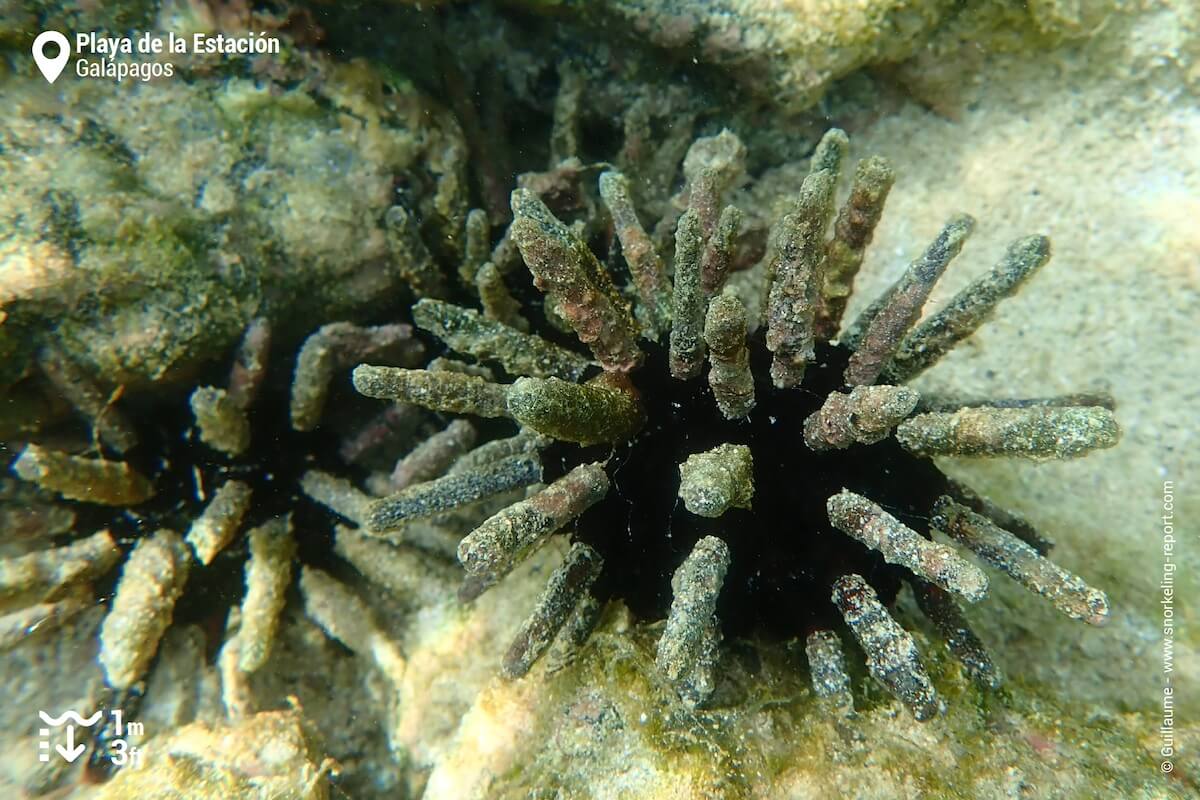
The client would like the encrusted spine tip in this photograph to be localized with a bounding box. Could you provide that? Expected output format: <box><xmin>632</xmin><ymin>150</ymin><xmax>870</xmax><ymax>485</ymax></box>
<box><xmin>832</xmin><ymin>573</ymin><xmax>940</xmax><ymax>721</ymax></box>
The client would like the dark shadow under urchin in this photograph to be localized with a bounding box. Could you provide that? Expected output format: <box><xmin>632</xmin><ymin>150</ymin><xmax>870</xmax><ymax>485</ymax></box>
<box><xmin>557</xmin><ymin>338</ymin><xmax>950</xmax><ymax>640</ymax></box>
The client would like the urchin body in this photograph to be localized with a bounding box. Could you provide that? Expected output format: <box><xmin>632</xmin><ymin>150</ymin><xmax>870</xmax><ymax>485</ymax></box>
<box><xmin>4</xmin><ymin>124</ymin><xmax>1121</xmax><ymax>739</ymax></box>
<box><xmin>349</xmin><ymin>127</ymin><xmax>1118</xmax><ymax>717</ymax></box>
<box><xmin>565</xmin><ymin>338</ymin><xmax>948</xmax><ymax>638</ymax></box>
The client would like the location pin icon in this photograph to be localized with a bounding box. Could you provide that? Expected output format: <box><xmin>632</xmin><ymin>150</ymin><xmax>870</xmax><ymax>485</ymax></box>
<box><xmin>32</xmin><ymin>31</ymin><xmax>70</xmax><ymax>84</ymax></box>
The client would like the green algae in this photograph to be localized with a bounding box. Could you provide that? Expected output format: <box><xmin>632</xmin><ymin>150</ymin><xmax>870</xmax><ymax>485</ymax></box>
<box><xmin>470</xmin><ymin>591</ymin><xmax>1179</xmax><ymax>799</ymax></box>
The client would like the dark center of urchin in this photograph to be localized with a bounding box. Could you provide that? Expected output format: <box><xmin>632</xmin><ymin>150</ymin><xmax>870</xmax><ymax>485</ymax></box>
<box><xmin>558</xmin><ymin>337</ymin><xmax>949</xmax><ymax>640</ymax></box>
<box><xmin>75</xmin><ymin>358</ymin><xmax>347</xmax><ymax>630</ymax></box>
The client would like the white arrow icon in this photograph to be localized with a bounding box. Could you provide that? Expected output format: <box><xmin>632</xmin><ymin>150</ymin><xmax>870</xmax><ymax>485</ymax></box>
<box><xmin>55</xmin><ymin>725</ymin><xmax>86</xmax><ymax>763</ymax></box>
<box><xmin>32</xmin><ymin>31</ymin><xmax>71</xmax><ymax>84</ymax></box>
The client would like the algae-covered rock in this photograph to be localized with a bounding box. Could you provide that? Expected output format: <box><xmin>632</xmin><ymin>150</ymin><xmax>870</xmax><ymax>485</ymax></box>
<box><xmin>499</xmin><ymin>0</ymin><xmax>1132</xmax><ymax>113</ymax></box>
<box><xmin>422</xmin><ymin>585</ymin><xmax>1190</xmax><ymax>799</ymax></box>
<box><xmin>0</xmin><ymin>9</ymin><xmax>466</xmax><ymax>399</ymax></box>
<box><xmin>87</xmin><ymin>708</ymin><xmax>332</xmax><ymax>800</ymax></box>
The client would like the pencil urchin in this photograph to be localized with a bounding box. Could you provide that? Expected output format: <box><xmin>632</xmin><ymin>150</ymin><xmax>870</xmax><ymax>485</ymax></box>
<box><xmin>343</xmin><ymin>128</ymin><xmax>1120</xmax><ymax>719</ymax></box>
<box><xmin>2</xmin><ymin>317</ymin><xmax>425</xmax><ymax>734</ymax></box>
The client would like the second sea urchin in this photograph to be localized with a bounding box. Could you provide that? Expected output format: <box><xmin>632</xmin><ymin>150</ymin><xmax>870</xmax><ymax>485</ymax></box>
<box><xmin>337</xmin><ymin>128</ymin><xmax>1120</xmax><ymax>718</ymax></box>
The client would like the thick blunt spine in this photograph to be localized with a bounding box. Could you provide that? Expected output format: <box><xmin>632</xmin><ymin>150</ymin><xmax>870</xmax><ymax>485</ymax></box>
<box><xmin>99</xmin><ymin>530</ymin><xmax>191</xmax><ymax>689</ymax></box>
<box><xmin>191</xmin><ymin>386</ymin><xmax>251</xmax><ymax>456</ymax></box>
<box><xmin>896</xmin><ymin>406</ymin><xmax>1120</xmax><ymax>459</ymax></box>
<box><xmin>669</xmin><ymin>208</ymin><xmax>707</xmax><ymax>379</ymax></box>
<box><xmin>805</xmin><ymin>629</ymin><xmax>856</xmax><ymax>721</ymax></box>
<box><xmin>458</xmin><ymin>462</ymin><xmax>609</xmax><ymax>577</ymax></box>
<box><xmin>510</xmin><ymin>189</ymin><xmax>642</xmax><ymax>371</ymax></box>
<box><xmin>932</xmin><ymin>497</ymin><xmax>1110</xmax><ymax>625</ymax></box>
<box><xmin>237</xmin><ymin>516</ymin><xmax>296</xmax><ymax>673</ymax></box>
<box><xmin>186</xmin><ymin>479</ymin><xmax>253</xmax><ymax>565</ymax></box>
<box><xmin>502</xmin><ymin>543</ymin><xmax>603</xmax><ymax>679</ymax></box>
<box><xmin>476</xmin><ymin>262</ymin><xmax>529</xmax><ymax>332</ymax></box>
<box><xmin>12</xmin><ymin>444</ymin><xmax>154</xmax><ymax>506</ymax></box>
<box><xmin>0</xmin><ymin>529</ymin><xmax>119</xmax><ymax>604</ymax></box>
<box><xmin>292</xmin><ymin>323</ymin><xmax>421</xmax><ymax>431</ymax></box>
<box><xmin>699</xmin><ymin>205</ymin><xmax>743</xmax><ymax>299</ymax></box>
<box><xmin>599</xmin><ymin>170</ymin><xmax>671</xmax><ymax>336</ymax></box>
<box><xmin>803</xmin><ymin>385</ymin><xmax>919</xmax><ymax>451</ymax></box>
<box><xmin>703</xmin><ymin>294</ymin><xmax>755</xmax><ymax>419</ymax></box>
<box><xmin>827</xmin><ymin>490</ymin><xmax>987</xmax><ymax>602</ymax></box>
<box><xmin>656</xmin><ymin>536</ymin><xmax>730</xmax><ymax>683</ymax></box>
<box><xmin>886</xmin><ymin>235</ymin><xmax>1051</xmax><ymax>382</ymax></box>
<box><xmin>506</xmin><ymin>375</ymin><xmax>645</xmax><ymax>445</ymax></box>
<box><xmin>843</xmin><ymin>214</ymin><xmax>975</xmax><ymax>386</ymax></box>
<box><xmin>353</xmin><ymin>365</ymin><xmax>512</xmax><ymax>419</ymax></box>
<box><xmin>677</xmin><ymin>444</ymin><xmax>754</xmax><ymax>518</ymax></box>
<box><xmin>832</xmin><ymin>573</ymin><xmax>939</xmax><ymax>721</ymax></box>
<box><xmin>765</xmin><ymin>170</ymin><xmax>837</xmax><ymax>387</ymax></box>
<box><xmin>365</xmin><ymin>455</ymin><xmax>542</xmax><ymax>533</ymax></box>
<box><xmin>816</xmin><ymin>156</ymin><xmax>895</xmax><ymax>339</ymax></box>
<box><xmin>412</xmin><ymin>299</ymin><xmax>590</xmax><ymax>381</ymax></box>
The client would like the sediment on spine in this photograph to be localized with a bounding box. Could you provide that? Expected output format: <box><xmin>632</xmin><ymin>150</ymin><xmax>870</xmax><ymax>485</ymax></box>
<box><xmin>506</xmin><ymin>375</ymin><xmax>645</xmax><ymax>445</ymax></box>
<box><xmin>815</xmin><ymin>156</ymin><xmax>894</xmax><ymax>340</ymax></box>
<box><xmin>227</xmin><ymin>317</ymin><xmax>271</xmax><ymax>410</ymax></box>
<box><xmin>827</xmin><ymin>490</ymin><xmax>987</xmax><ymax>602</ymax></box>
<box><xmin>365</xmin><ymin>455</ymin><xmax>542</xmax><ymax>533</ymax></box>
<box><xmin>0</xmin><ymin>529</ymin><xmax>119</xmax><ymax>606</ymax></box>
<box><xmin>476</xmin><ymin>262</ymin><xmax>529</xmax><ymax>332</ymax></box>
<box><xmin>832</xmin><ymin>573</ymin><xmax>939</xmax><ymax>721</ymax></box>
<box><xmin>235</xmin><ymin>516</ymin><xmax>295</xmax><ymax>673</ymax></box>
<box><xmin>805</xmin><ymin>629</ymin><xmax>856</xmax><ymax>720</ymax></box>
<box><xmin>669</xmin><ymin>208</ymin><xmax>707</xmax><ymax>379</ymax></box>
<box><xmin>699</xmin><ymin>204</ymin><xmax>742</xmax><ymax>300</ymax></box>
<box><xmin>599</xmin><ymin>170</ymin><xmax>671</xmax><ymax>336</ymax></box>
<box><xmin>911</xmin><ymin>578</ymin><xmax>1002</xmax><ymax>689</ymax></box>
<box><xmin>545</xmin><ymin>592</ymin><xmax>603</xmax><ymax>674</ymax></box>
<box><xmin>677</xmin><ymin>444</ymin><xmax>753</xmax><ymax>518</ymax></box>
<box><xmin>510</xmin><ymin>188</ymin><xmax>642</xmax><ymax>371</ymax></box>
<box><xmin>186</xmin><ymin>480</ymin><xmax>252</xmax><ymax>565</ymax></box>
<box><xmin>885</xmin><ymin>235</ymin><xmax>1051</xmax><ymax>382</ymax></box>
<box><xmin>460</xmin><ymin>208</ymin><xmax>491</xmax><ymax>288</ymax></box>
<box><xmin>843</xmin><ymin>214</ymin><xmax>975</xmax><ymax>386</ymax></box>
<box><xmin>932</xmin><ymin>497</ymin><xmax>1110</xmax><ymax>625</ymax></box>
<box><xmin>291</xmin><ymin>323</ymin><xmax>422</xmax><ymax>431</ymax></box>
<box><xmin>656</xmin><ymin>536</ymin><xmax>730</xmax><ymax>686</ymax></box>
<box><xmin>300</xmin><ymin>470</ymin><xmax>371</xmax><ymax>527</ymax></box>
<box><xmin>458</xmin><ymin>462</ymin><xmax>609</xmax><ymax>578</ymax></box>
<box><xmin>12</xmin><ymin>444</ymin><xmax>154</xmax><ymax>506</ymax></box>
<box><xmin>191</xmin><ymin>386</ymin><xmax>251</xmax><ymax>456</ymax></box>
<box><xmin>0</xmin><ymin>583</ymin><xmax>92</xmax><ymax>649</ymax></box>
<box><xmin>413</xmin><ymin>299</ymin><xmax>590</xmax><ymax>381</ymax></box>
<box><xmin>803</xmin><ymin>385</ymin><xmax>919</xmax><ymax>451</ymax></box>
<box><xmin>353</xmin><ymin>365</ymin><xmax>512</xmax><ymax>419</ymax></box>
<box><xmin>765</xmin><ymin>169</ymin><xmax>837</xmax><ymax>388</ymax></box>
<box><xmin>449</xmin><ymin>430</ymin><xmax>551</xmax><ymax>475</ymax></box>
<box><xmin>703</xmin><ymin>293</ymin><xmax>755</xmax><ymax>419</ymax></box>
<box><xmin>502</xmin><ymin>542</ymin><xmax>603</xmax><ymax>679</ymax></box>
<box><xmin>896</xmin><ymin>406</ymin><xmax>1120</xmax><ymax>459</ymax></box>
<box><xmin>389</xmin><ymin>419</ymin><xmax>477</xmax><ymax>492</ymax></box>
<box><xmin>99</xmin><ymin>529</ymin><xmax>191</xmax><ymax>689</ymax></box>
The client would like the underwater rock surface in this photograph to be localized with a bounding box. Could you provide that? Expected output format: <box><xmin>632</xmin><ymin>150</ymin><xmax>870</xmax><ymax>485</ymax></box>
<box><xmin>0</xmin><ymin>0</ymin><xmax>1196</xmax><ymax>799</ymax></box>
<box><xmin>1</xmin><ymin>5</ymin><xmax>465</xmax><ymax>417</ymax></box>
